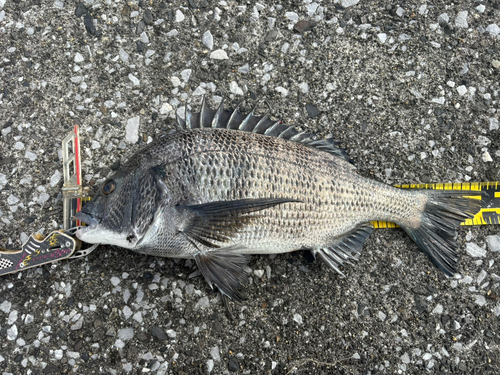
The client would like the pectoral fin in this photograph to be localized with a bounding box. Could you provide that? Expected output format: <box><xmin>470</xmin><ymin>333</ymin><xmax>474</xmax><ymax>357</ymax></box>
<box><xmin>194</xmin><ymin>249</ymin><xmax>249</xmax><ymax>302</ymax></box>
<box><xmin>177</xmin><ymin>198</ymin><xmax>300</xmax><ymax>248</ymax></box>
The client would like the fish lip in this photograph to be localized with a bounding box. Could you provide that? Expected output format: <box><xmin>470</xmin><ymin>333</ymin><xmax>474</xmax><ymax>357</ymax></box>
<box><xmin>74</xmin><ymin>211</ymin><xmax>99</xmax><ymax>229</ymax></box>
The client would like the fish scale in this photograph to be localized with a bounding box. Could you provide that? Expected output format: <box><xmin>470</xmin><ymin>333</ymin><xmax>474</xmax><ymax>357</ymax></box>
<box><xmin>75</xmin><ymin>99</ymin><xmax>483</xmax><ymax>303</ymax></box>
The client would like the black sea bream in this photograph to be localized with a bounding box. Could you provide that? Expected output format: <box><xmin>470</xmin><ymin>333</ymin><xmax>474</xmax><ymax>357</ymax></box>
<box><xmin>75</xmin><ymin>99</ymin><xmax>482</xmax><ymax>302</ymax></box>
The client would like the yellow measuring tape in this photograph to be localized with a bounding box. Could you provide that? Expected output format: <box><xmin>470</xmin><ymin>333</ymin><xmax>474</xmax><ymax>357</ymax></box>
<box><xmin>372</xmin><ymin>181</ymin><xmax>500</xmax><ymax>228</ymax></box>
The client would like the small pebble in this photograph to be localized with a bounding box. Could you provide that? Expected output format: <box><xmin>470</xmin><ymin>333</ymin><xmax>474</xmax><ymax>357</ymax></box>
<box><xmin>210</xmin><ymin>49</ymin><xmax>228</xmax><ymax>60</ymax></box>
<box><xmin>486</xmin><ymin>235</ymin><xmax>500</xmax><ymax>252</ymax></box>
<box><xmin>293</xmin><ymin>313</ymin><xmax>303</xmax><ymax>324</ymax></box>
<box><xmin>466</xmin><ymin>243</ymin><xmax>486</xmax><ymax>258</ymax></box>
<box><xmin>126</xmin><ymin>116</ymin><xmax>140</xmax><ymax>144</ymax></box>
<box><xmin>202</xmin><ymin>31</ymin><xmax>214</xmax><ymax>50</ymax></box>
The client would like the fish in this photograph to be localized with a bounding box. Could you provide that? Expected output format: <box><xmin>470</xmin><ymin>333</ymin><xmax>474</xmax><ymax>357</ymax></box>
<box><xmin>75</xmin><ymin>97</ymin><xmax>483</xmax><ymax>303</ymax></box>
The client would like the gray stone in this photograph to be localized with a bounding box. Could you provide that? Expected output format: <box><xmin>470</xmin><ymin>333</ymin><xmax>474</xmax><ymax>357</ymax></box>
<box><xmin>341</xmin><ymin>0</ymin><xmax>360</xmax><ymax>8</ymax></box>
<box><xmin>486</xmin><ymin>24</ymin><xmax>500</xmax><ymax>37</ymax></box>
<box><xmin>210</xmin><ymin>49</ymin><xmax>228</xmax><ymax>60</ymax></box>
<box><xmin>202</xmin><ymin>30</ymin><xmax>214</xmax><ymax>50</ymax></box>
<box><xmin>455</xmin><ymin>11</ymin><xmax>468</xmax><ymax>29</ymax></box>
<box><xmin>126</xmin><ymin>116</ymin><xmax>140</xmax><ymax>144</ymax></box>
<box><xmin>118</xmin><ymin>327</ymin><xmax>134</xmax><ymax>341</ymax></box>
<box><xmin>486</xmin><ymin>235</ymin><xmax>500</xmax><ymax>252</ymax></box>
<box><xmin>466</xmin><ymin>243</ymin><xmax>486</xmax><ymax>258</ymax></box>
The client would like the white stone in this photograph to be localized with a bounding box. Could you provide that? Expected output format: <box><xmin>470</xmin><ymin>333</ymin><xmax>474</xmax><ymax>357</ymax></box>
<box><xmin>118</xmin><ymin>327</ymin><xmax>134</xmax><ymax>341</ymax></box>
<box><xmin>175</xmin><ymin>10</ymin><xmax>184</xmax><ymax>22</ymax></box>
<box><xmin>0</xmin><ymin>301</ymin><xmax>11</xmax><ymax>314</ymax></box>
<box><xmin>284</xmin><ymin>12</ymin><xmax>298</xmax><ymax>22</ymax></box>
<box><xmin>341</xmin><ymin>0</ymin><xmax>360</xmax><ymax>8</ymax></box>
<box><xmin>253</xmin><ymin>269</ymin><xmax>264</xmax><ymax>278</ymax></box>
<box><xmin>181</xmin><ymin>69</ymin><xmax>192</xmax><ymax>82</ymax></box>
<box><xmin>160</xmin><ymin>102</ymin><xmax>173</xmax><ymax>115</ymax></box>
<box><xmin>275</xmin><ymin>86</ymin><xmax>289</xmax><ymax>96</ymax></box>
<box><xmin>293</xmin><ymin>313</ymin><xmax>303</xmax><ymax>324</ymax></box>
<box><xmin>126</xmin><ymin>116</ymin><xmax>140</xmax><ymax>144</ymax></box>
<box><xmin>432</xmin><ymin>304</ymin><xmax>443</xmax><ymax>314</ymax></box>
<box><xmin>401</xmin><ymin>352</ymin><xmax>410</xmax><ymax>364</ymax></box>
<box><xmin>122</xmin><ymin>306</ymin><xmax>133</xmax><ymax>320</ymax></box>
<box><xmin>166</xmin><ymin>329</ymin><xmax>176</xmax><ymax>338</ymax></box>
<box><xmin>110</xmin><ymin>277</ymin><xmax>120</xmax><ymax>286</ymax></box>
<box><xmin>230</xmin><ymin>81</ymin><xmax>243</xmax><ymax>95</ymax></box>
<box><xmin>455</xmin><ymin>11</ymin><xmax>468</xmax><ymax>28</ymax></box>
<box><xmin>7</xmin><ymin>325</ymin><xmax>18</xmax><ymax>340</ymax></box>
<box><xmin>128</xmin><ymin>73</ymin><xmax>140</xmax><ymax>86</ymax></box>
<box><xmin>36</xmin><ymin>192</ymin><xmax>50</xmax><ymax>204</ymax></box>
<box><xmin>482</xmin><ymin>151</ymin><xmax>493</xmax><ymax>162</ymax></box>
<box><xmin>202</xmin><ymin>30</ymin><xmax>214</xmax><ymax>50</ymax></box>
<box><xmin>133</xmin><ymin>311</ymin><xmax>142</xmax><ymax>323</ymax></box>
<box><xmin>486</xmin><ymin>24</ymin><xmax>500</xmax><ymax>37</ymax></box>
<box><xmin>299</xmin><ymin>82</ymin><xmax>310</xmax><ymax>93</ymax></box>
<box><xmin>396</xmin><ymin>7</ymin><xmax>404</xmax><ymax>17</ymax></box>
<box><xmin>475</xmin><ymin>295</ymin><xmax>487</xmax><ymax>306</ymax></box>
<box><xmin>378</xmin><ymin>311</ymin><xmax>387</xmax><ymax>321</ymax></box>
<box><xmin>211</xmin><ymin>346</ymin><xmax>220</xmax><ymax>361</ymax></box>
<box><xmin>466</xmin><ymin>243</ymin><xmax>486</xmax><ymax>258</ymax></box>
<box><xmin>438</xmin><ymin>13</ymin><xmax>449</xmax><ymax>24</ymax></box>
<box><xmin>54</xmin><ymin>349</ymin><xmax>63</xmax><ymax>360</ymax></box>
<box><xmin>8</xmin><ymin>310</ymin><xmax>17</xmax><ymax>325</ymax></box>
<box><xmin>53</xmin><ymin>0</ymin><xmax>64</xmax><ymax>10</ymax></box>
<box><xmin>457</xmin><ymin>85</ymin><xmax>467</xmax><ymax>96</ymax></box>
<box><xmin>91</xmin><ymin>140</ymin><xmax>100</xmax><ymax>149</ymax></box>
<box><xmin>377</xmin><ymin>33</ymin><xmax>387</xmax><ymax>43</ymax></box>
<box><xmin>195</xmin><ymin>296</ymin><xmax>210</xmax><ymax>309</ymax></box>
<box><xmin>486</xmin><ymin>235</ymin><xmax>500</xmax><ymax>252</ymax></box>
<box><xmin>476</xmin><ymin>5</ymin><xmax>485</xmax><ymax>13</ymax></box>
<box><xmin>25</xmin><ymin>151</ymin><xmax>37</xmax><ymax>161</ymax></box>
<box><xmin>14</xmin><ymin>141</ymin><xmax>24</xmax><ymax>150</ymax></box>
<box><xmin>489</xmin><ymin>118</ymin><xmax>499</xmax><ymax>131</ymax></box>
<box><xmin>210</xmin><ymin>49</ymin><xmax>228</xmax><ymax>60</ymax></box>
<box><xmin>74</xmin><ymin>53</ymin><xmax>84</xmax><ymax>63</ymax></box>
<box><xmin>170</xmin><ymin>76</ymin><xmax>181</xmax><ymax>87</ymax></box>
<box><xmin>8</xmin><ymin>195</ymin><xmax>20</xmax><ymax>205</ymax></box>
<box><xmin>119</xmin><ymin>49</ymin><xmax>129</xmax><ymax>62</ymax></box>
<box><xmin>207</xmin><ymin>359</ymin><xmax>214</xmax><ymax>373</ymax></box>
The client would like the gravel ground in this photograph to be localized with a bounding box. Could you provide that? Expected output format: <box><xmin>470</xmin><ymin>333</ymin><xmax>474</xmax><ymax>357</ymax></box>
<box><xmin>1</xmin><ymin>0</ymin><xmax>500</xmax><ymax>374</ymax></box>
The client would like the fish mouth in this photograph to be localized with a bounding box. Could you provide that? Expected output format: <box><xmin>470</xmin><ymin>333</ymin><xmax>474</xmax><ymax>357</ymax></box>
<box><xmin>74</xmin><ymin>211</ymin><xmax>99</xmax><ymax>229</ymax></box>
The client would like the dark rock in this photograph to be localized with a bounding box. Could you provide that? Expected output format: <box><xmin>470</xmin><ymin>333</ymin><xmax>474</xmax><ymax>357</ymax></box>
<box><xmin>84</xmin><ymin>13</ymin><xmax>97</xmax><ymax>36</ymax></box>
<box><xmin>151</xmin><ymin>326</ymin><xmax>168</xmax><ymax>341</ymax></box>
<box><xmin>144</xmin><ymin>10</ymin><xmax>154</xmax><ymax>25</ymax></box>
<box><xmin>264</xmin><ymin>29</ymin><xmax>278</xmax><ymax>42</ymax></box>
<box><xmin>228</xmin><ymin>357</ymin><xmax>239</xmax><ymax>372</ymax></box>
<box><xmin>306</xmin><ymin>103</ymin><xmax>321</xmax><ymax>118</ymax></box>
<box><xmin>294</xmin><ymin>20</ymin><xmax>318</xmax><ymax>34</ymax></box>
<box><xmin>43</xmin><ymin>364</ymin><xmax>60</xmax><ymax>373</ymax></box>
<box><xmin>137</xmin><ymin>40</ymin><xmax>146</xmax><ymax>53</ymax></box>
<box><xmin>136</xmin><ymin>19</ymin><xmax>146</xmax><ymax>35</ymax></box>
<box><xmin>75</xmin><ymin>3</ymin><xmax>88</xmax><ymax>18</ymax></box>
<box><xmin>137</xmin><ymin>332</ymin><xmax>148</xmax><ymax>342</ymax></box>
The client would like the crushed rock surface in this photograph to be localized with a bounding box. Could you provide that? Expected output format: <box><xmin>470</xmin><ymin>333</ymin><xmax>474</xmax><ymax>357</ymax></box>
<box><xmin>0</xmin><ymin>1</ymin><xmax>500</xmax><ymax>374</ymax></box>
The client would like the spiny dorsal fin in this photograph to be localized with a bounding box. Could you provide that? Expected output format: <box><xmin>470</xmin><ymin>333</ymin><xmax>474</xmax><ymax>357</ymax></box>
<box><xmin>175</xmin><ymin>97</ymin><xmax>350</xmax><ymax>162</ymax></box>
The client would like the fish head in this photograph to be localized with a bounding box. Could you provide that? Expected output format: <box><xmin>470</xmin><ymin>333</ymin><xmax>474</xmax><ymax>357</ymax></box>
<box><xmin>75</xmin><ymin>163</ymin><xmax>170</xmax><ymax>249</ymax></box>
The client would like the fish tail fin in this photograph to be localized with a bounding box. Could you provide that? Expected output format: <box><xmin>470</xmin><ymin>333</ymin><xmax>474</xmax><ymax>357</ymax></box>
<box><xmin>402</xmin><ymin>190</ymin><xmax>483</xmax><ymax>276</ymax></box>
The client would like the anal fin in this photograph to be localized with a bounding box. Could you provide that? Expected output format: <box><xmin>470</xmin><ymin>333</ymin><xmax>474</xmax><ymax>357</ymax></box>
<box><xmin>194</xmin><ymin>248</ymin><xmax>249</xmax><ymax>302</ymax></box>
<box><xmin>312</xmin><ymin>224</ymin><xmax>373</xmax><ymax>277</ymax></box>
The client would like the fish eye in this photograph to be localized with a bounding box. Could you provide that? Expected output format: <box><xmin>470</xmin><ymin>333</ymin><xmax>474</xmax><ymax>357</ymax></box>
<box><xmin>102</xmin><ymin>180</ymin><xmax>116</xmax><ymax>195</ymax></box>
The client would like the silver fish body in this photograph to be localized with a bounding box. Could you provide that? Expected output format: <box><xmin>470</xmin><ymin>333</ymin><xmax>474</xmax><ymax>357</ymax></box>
<box><xmin>76</xmin><ymin>100</ymin><xmax>482</xmax><ymax>301</ymax></box>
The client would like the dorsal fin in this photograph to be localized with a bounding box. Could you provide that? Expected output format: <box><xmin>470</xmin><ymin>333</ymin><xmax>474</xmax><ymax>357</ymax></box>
<box><xmin>175</xmin><ymin>97</ymin><xmax>350</xmax><ymax>161</ymax></box>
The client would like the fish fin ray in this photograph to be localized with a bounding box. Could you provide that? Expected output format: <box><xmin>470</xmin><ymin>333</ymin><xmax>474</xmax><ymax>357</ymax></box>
<box><xmin>312</xmin><ymin>224</ymin><xmax>373</xmax><ymax>276</ymax></box>
<box><xmin>177</xmin><ymin>198</ymin><xmax>301</xmax><ymax>248</ymax></box>
<box><xmin>173</xmin><ymin>98</ymin><xmax>351</xmax><ymax>161</ymax></box>
<box><xmin>403</xmin><ymin>190</ymin><xmax>484</xmax><ymax>276</ymax></box>
<box><xmin>195</xmin><ymin>249</ymin><xmax>249</xmax><ymax>302</ymax></box>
